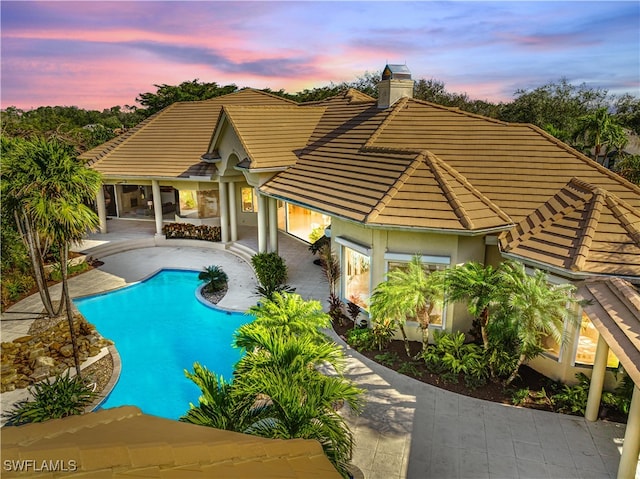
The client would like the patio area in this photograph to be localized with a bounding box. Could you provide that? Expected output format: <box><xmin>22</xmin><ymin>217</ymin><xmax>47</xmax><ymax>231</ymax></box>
<box><xmin>0</xmin><ymin>219</ymin><xmax>636</xmax><ymax>478</ymax></box>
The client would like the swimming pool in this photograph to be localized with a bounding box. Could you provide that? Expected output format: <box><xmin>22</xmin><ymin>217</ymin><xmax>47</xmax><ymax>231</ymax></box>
<box><xmin>74</xmin><ymin>269</ymin><xmax>250</xmax><ymax>420</ymax></box>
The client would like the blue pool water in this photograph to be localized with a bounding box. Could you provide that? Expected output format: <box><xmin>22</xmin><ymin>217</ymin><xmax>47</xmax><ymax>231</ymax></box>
<box><xmin>74</xmin><ymin>269</ymin><xmax>250</xmax><ymax>420</ymax></box>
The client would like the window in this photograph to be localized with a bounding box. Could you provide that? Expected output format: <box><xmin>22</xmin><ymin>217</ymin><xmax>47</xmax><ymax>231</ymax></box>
<box><xmin>344</xmin><ymin>247</ymin><xmax>370</xmax><ymax>310</ymax></box>
<box><xmin>386</xmin><ymin>255</ymin><xmax>449</xmax><ymax>328</ymax></box>
<box><xmin>241</xmin><ymin>187</ymin><xmax>257</xmax><ymax>213</ymax></box>
<box><xmin>574</xmin><ymin>312</ymin><xmax>619</xmax><ymax>368</ymax></box>
<box><xmin>282</xmin><ymin>203</ymin><xmax>331</xmax><ymax>242</ymax></box>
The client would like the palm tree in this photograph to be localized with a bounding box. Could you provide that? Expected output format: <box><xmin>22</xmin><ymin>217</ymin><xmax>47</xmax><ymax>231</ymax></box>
<box><xmin>574</xmin><ymin>107</ymin><xmax>627</xmax><ymax>164</ymax></box>
<box><xmin>183</xmin><ymin>326</ymin><xmax>363</xmax><ymax>478</ymax></box>
<box><xmin>369</xmin><ymin>255</ymin><xmax>444</xmax><ymax>355</ymax></box>
<box><xmin>2</xmin><ymin>136</ymin><xmax>101</xmax><ymax>375</ymax></box>
<box><xmin>198</xmin><ymin>265</ymin><xmax>228</xmax><ymax>293</ymax></box>
<box><xmin>246</xmin><ymin>292</ymin><xmax>331</xmax><ymax>343</ymax></box>
<box><xmin>498</xmin><ymin>262</ymin><xmax>579</xmax><ymax>385</ymax></box>
<box><xmin>444</xmin><ymin>262</ymin><xmax>502</xmax><ymax>351</ymax></box>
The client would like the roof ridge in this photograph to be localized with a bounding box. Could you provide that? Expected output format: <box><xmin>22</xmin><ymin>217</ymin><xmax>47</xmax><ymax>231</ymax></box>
<box><xmin>500</xmin><ymin>179</ymin><xmax>587</xmax><ymax>252</ymax></box>
<box><xmin>365</xmin><ymin>152</ymin><xmax>423</xmax><ymax>223</ymax></box>
<box><xmin>426</xmin><ymin>151</ymin><xmax>513</xmax><ymax>224</ymax></box>
<box><xmin>235</xmin><ymin>87</ymin><xmax>299</xmax><ymax>105</ymax></box>
<box><xmin>404</xmin><ymin>97</ymin><xmax>510</xmax><ymax>126</ymax></box>
<box><xmin>605</xmin><ymin>194</ymin><xmax>640</xmax><ymax>246</ymax></box>
<box><xmin>364</xmin><ymin>97</ymin><xmax>409</xmax><ymax>148</ymax></box>
<box><xmin>81</xmin><ymin>109</ymin><xmax>165</xmax><ymax>167</ymax></box>
<box><xmin>571</xmin><ymin>189</ymin><xmax>605</xmax><ymax>271</ymax></box>
<box><xmin>423</xmin><ymin>152</ymin><xmax>474</xmax><ymax>229</ymax></box>
<box><xmin>220</xmin><ymin>105</ymin><xmax>255</xmax><ymax>164</ymax></box>
<box><xmin>525</xmin><ymin>124</ymin><xmax>640</xmax><ymax>195</ymax></box>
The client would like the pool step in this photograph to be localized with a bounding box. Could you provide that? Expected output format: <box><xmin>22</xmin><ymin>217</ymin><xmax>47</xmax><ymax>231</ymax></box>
<box><xmin>80</xmin><ymin>238</ymin><xmax>157</xmax><ymax>261</ymax></box>
<box><xmin>227</xmin><ymin>242</ymin><xmax>256</xmax><ymax>265</ymax></box>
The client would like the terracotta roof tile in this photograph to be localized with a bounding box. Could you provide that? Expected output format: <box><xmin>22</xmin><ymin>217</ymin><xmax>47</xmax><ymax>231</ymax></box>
<box><xmin>219</xmin><ymin>105</ymin><xmax>326</xmax><ymax>169</ymax></box>
<box><xmin>0</xmin><ymin>407</ymin><xmax>341</xmax><ymax>478</ymax></box>
<box><xmin>82</xmin><ymin>89</ymin><xmax>293</xmax><ymax>178</ymax></box>
<box><xmin>500</xmin><ymin>178</ymin><xmax>640</xmax><ymax>276</ymax></box>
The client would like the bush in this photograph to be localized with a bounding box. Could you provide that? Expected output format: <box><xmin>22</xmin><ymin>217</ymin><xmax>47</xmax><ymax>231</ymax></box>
<box><xmin>4</xmin><ymin>372</ymin><xmax>98</xmax><ymax>425</ymax></box>
<box><xmin>374</xmin><ymin>351</ymin><xmax>399</xmax><ymax>367</ymax></box>
<box><xmin>1</xmin><ymin>272</ymin><xmax>35</xmax><ymax>307</ymax></box>
<box><xmin>48</xmin><ymin>261</ymin><xmax>89</xmax><ymax>281</ymax></box>
<box><xmin>346</xmin><ymin>328</ymin><xmax>375</xmax><ymax>351</ymax></box>
<box><xmin>551</xmin><ymin>373</ymin><xmax>590</xmax><ymax>415</ymax></box>
<box><xmin>198</xmin><ymin>265</ymin><xmax>228</xmax><ymax>293</ymax></box>
<box><xmin>251</xmin><ymin>252</ymin><xmax>294</xmax><ymax>299</ymax></box>
<box><xmin>422</xmin><ymin>331</ymin><xmax>489</xmax><ymax>388</ymax></box>
<box><xmin>371</xmin><ymin>318</ymin><xmax>396</xmax><ymax>351</ymax></box>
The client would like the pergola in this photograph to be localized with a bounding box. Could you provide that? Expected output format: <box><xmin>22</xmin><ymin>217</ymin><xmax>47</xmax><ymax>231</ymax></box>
<box><xmin>579</xmin><ymin>277</ymin><xmax>640</xmax><ymax>479</ymax></box>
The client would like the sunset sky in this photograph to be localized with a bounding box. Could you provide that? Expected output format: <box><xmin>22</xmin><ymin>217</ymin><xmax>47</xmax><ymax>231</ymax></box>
<box><xmin>1</xmin><ymin>1</ymin><xmax>639</xmax><ymax>111</ymax></box>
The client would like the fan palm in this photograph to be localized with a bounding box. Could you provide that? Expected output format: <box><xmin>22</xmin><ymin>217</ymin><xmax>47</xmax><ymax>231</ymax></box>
<box><xmin>369</xmin><ymin>256</ymin><xmax>444</xmax><ymax>355</ymax></box>
<box><xmin>498</xmin><ymin>262</ymin><xmax>579</xmax><ymax>385</ymax></box>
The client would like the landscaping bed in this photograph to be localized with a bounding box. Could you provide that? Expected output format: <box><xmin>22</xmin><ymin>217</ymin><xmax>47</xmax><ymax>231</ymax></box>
<box><xmin>332</xmin><ymin>319</ymin><xmax>629</xmax><ymax>423</ymax></box>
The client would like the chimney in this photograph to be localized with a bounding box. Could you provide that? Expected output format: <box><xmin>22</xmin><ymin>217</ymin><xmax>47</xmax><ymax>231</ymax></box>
<box><xmin>377</xmin><ymin>64</ymin><xmax>414</xmax><ymax>109</ymax></box>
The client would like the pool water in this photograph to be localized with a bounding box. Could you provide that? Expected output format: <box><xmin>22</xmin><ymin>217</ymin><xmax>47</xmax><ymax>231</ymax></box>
<box><xmin>74</xmin><ymin>269</ymin><xmax>250</xmax><ymax>420</ymax></box>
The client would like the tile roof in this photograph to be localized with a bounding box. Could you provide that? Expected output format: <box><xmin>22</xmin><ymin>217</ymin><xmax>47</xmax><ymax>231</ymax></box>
<box><xmin>80</xmin><ymin>89</ymin><xmax>294</xmax><ymax>178</ymax></box>
<box><xmin>365</xmin><ymin>97</ymin><xmax>640</xmax><ymax>222</ymax></box>
<box><xmin>499</xmin><ymin>177</ymin><xmax>640</xmax><ymax>277</ymax></box>
<box><xmin>1</xmin><ymin>406</ymin><xmax>341</xmax><ymax>478</ymax></box>
<box><xmin>217</xmin><ymin>105</ymin><xmax>326</xmax><ymax>169</ymax></box>
<box><xmin>578</xmin><ymin>278</ymin><xmax>640</xmax><ymax>386</ymax></box>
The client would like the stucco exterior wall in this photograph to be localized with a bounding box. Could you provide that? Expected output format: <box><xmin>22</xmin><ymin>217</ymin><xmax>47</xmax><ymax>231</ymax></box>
<box><xmin>330</xmin><ymin>219</ymin><xmax>490</xmax><ymax>340</ymax></box>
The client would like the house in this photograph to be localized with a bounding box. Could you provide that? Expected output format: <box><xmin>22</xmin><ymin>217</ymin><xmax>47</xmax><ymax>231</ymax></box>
<box><xmin>81</xmin><ymin>64</ymin><xmax>640</xmax><ymax>476</ymax></box>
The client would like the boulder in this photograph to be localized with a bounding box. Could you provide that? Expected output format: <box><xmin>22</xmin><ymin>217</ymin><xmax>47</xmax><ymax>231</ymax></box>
<box><xmin>59</xmin><ymin>344</ymin><xmax>74</xmax><ymax>358</ymax></box>
<box><xmin>30</xmin><ymin>366</ymin><xmax>50</xmax><ymax>382</ymax></box>
<box><xmin>32</xmin><ymin>356</ymin><xmax>56</xmax><ymax>369</ymax></box>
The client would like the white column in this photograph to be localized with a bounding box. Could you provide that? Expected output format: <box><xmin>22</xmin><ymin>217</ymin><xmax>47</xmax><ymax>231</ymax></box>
<box><xmin>257</xmin><ymin>191</ymin><xmax>267</xmax><ymax>253</ymax></box>
<box><xmin>617</xmin><ymin>385</ymin><xmax>640</xmax><ymax>479</ymax></box>
<box><xmin>229</xmin><ymin>181</ymin><xmax>238</xmax><ymax>242</ymax></box>
<box><xmin>96</xmin><ymin>186</ymin><xmax>108</xmax><ymax>234</ymax></box>
<box><xmin>151</xmin><ymin>180</ymin><xmax>163</xmax><ymax>236</ymax></box>
<box><xmin>268</xmin><ymin>197</ymin><xmax>278</xmax><ymax>253</ymax></box>
<box><xmin>219</xmin><ymin>181</ymin><xmax>229</xmax><ymax>243</ymax></box>
<box><xmin>586</xmin><ymin>334</ymin><xmax>609</xmax><ymax>421</ymax></box>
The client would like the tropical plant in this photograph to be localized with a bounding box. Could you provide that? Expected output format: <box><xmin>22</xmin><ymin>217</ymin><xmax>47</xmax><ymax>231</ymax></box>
<box><xmin>345</xmin><ymin>328</ymin><xmax>375</xmax><ymax>351</ymax></box>
<box><xmin>370</xmin><ymin>256</ymin><xmax>444</xmax><ymax>355</ymax></box>
<box><xmin>497</xmin><ymin>262</ymin><xmax>580</xmax><ymax>385</ymax></box>
<box><xmin>243</xmin><ymin>293</ymin><xmax>330</xmax><ymax>346</ymax></box>
<box><xmin>397</xmin><ymin>361</ymin><xmax>423</xmax><ymax>378</ymax></box>
<box><xmin>4</xmin><ymin>371</ymin><xmax>98</xmax><ymax>425</ymax></box>
<box><xmin>198</xmin><ymin>265</ymin><xmax>228</xmax><ymax>293</ymax></box>
<box><xmin>180</xmin><ymin>364</ymin><xmax>244</xmax><ymax>430</ymax></box>
<box><xmin>2</xmin><ymin>136</ymin><xmax>101</xmax><ymax>376</ymax></box>
<box><xmin>444</xmin><ymin>262</ymin><xmax>502</xmax><ymax>352</ymax></box>
<box><xmin>183</xmin><ymin>321</ymin><xmax>363</xmax><ymax>477</ymax></box>
<box><xmin>551</xmin><ymin>373</ymin><xmax>591</xmax><ymax>415</ymax></box>
<box><xmin>250</xmin><ymin>252</ymin><xmax>294</xmax><ymax>299</ymax></box>
<box><xmin>614</xmin><ymin>154</ymin><xmax>640</xmax><ymax>185</ymax></box>
<box><xmin>374</xmin><ymin>351</ymin><xmax>399</xmax><ymax>368</ymax></box>
<box><xmin>574</xmin><ymin>107</ymin><xmax>627</xmax><ymax>163</ymax></box>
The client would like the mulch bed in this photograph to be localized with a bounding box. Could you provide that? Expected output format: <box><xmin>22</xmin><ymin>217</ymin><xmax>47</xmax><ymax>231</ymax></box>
<box><xmin>332</xmin><ymin>319</ymin><xmax>627</xmax><ymax>423</ymax></box>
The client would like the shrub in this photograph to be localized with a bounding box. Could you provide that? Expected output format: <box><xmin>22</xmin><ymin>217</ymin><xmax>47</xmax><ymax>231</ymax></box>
<box><xmin>1</xmin><ymin>272</ymin><xmax>35</xmax><ymax>307</ymax></box>
<box><xmin>421</xmin><ymin>331</ymin><xmax>489</xmax><ymax>388</ymax></box>
<box><xmin>371</xmin><ymin>317</ymin><xmax>396</xmax><ymax>351</ymax></box>
<box><xmin>551</xmin><ymin>373</ymin><xmax>590</xmax><ymax>415</ymax></box>
<box><xmin>346</xmin><ymin>328</ymin><xmax>375</xmax><ymax>351</ymax></box>
<box><xmin>48</xmin><ymin>261</ymin><xmax>89</xmax><ymax>281</ymax></box>
<box><xmin>374</xmin><ymin>351</ymin><xmax>399</xmax><ymax>367</ymax></box>
<box><xmin>251</xmin><ymin>252</ymin><xmax>294</xmax><ymax>299</ymax></box>
<box><xmin>198</xmin><ymin>265</ymin><xmax>228</xmax><ymax>293</ymax></box>
<box><xmin>4</xmin><ymin>372</ymin><xmax>98</xmax><ymax>425</ymax></box>
<box><xmin>398</xmin><ymin>361</ymin><xmax>423</xmax><ymax>378</ymax></box>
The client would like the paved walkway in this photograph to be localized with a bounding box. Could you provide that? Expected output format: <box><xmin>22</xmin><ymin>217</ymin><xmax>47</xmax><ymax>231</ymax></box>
<box><xmin>1</xmin><ymin>219</ymin><xmax>637</xmax><ymax>478</ymax></box>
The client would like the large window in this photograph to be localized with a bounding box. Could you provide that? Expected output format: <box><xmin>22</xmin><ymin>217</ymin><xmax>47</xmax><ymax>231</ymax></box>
<box><xmin>344</xmin><ymin>247</ymin><xmax>370</xmax><ymax>310</ymax></box>
<box><xmin>178</xmin><ymin>190</ymin><xmax>219</xmax><ymax>219</ymax></box>
<box><xmin>386</xmin><ymin>254</ymin><xmax>449</xmax><ymax>328</ymax></box>
<box><xmin>277</xmin><ymin>201</ymin><xmax>331</xmax><ymax>243</ymax></box>
<box><xmin>574</xmin><ymin>312</ymin><xmax>619</xmax><ymax>368</ymax></box>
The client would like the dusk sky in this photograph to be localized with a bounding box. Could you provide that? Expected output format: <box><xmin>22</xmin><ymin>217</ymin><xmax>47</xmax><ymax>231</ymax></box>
<box><xmin>1</xmin><ymin>1</ymin><xmax>639</xmax><ymax>111</ymax></box>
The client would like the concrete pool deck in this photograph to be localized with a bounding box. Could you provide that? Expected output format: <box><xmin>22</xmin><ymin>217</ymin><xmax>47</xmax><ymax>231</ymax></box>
<box><xmin>1</xmin><ymin>220</ymin><xmax>637</xmax><ymax>478</ymax></box>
